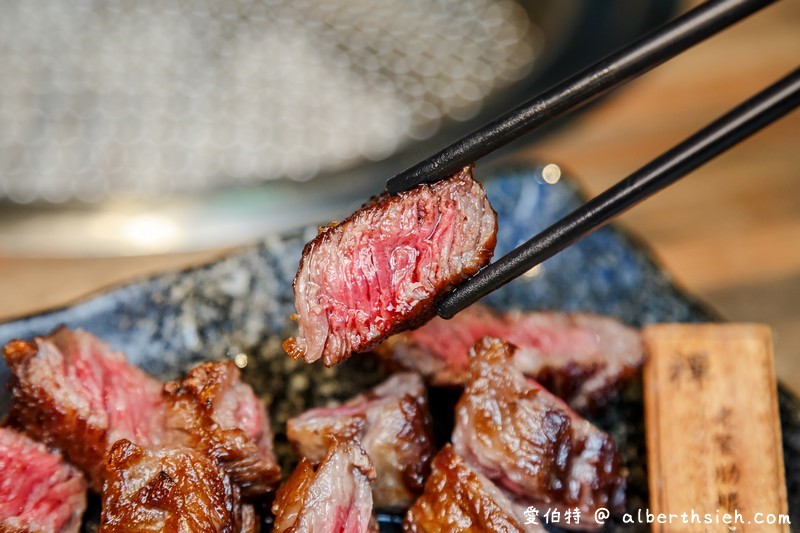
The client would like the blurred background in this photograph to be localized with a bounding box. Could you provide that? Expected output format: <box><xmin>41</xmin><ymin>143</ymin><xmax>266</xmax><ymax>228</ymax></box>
<box><xmin>0</xmin><ymin>1</ymin><xmax>798</xmax><ymax>390</ymax></box>
<box><xmin>0</xmin><ymin>0</ymin><xmax>679</xmax><ymax>253</ymax></box>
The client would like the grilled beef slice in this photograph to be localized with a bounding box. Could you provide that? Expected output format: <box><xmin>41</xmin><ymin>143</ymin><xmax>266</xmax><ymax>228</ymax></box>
<box><xmin>163</xmin><ymin>360</ymin><xmax>281</xmax><ymax>498</ymax></box>
<box><xmin>377</xmin><ymin>304</ymin><xmax>643</xmax><ymax>412</ymax></box>
<box><xmin>2</xmin><ymin>328</ymin><xmax>165</xmax><ymax>490</ymax></box>
<box><xmin>3</xmin><ymin>329</ymin><xmax>280</xmax><ymax>501</ymax></box>
<box><xmin>404</xmin><ymin>445</ymin><xmax>540</xmax><ymax>533</ymax></box>
<box><xmin>99</xmin><ymin>439</ymin><xmax>249</xmax><ymax>533</ymax></box>
<box><xmin>284</xmin><ymin>167</ymin><xmax>497</xmax><ymax>367</ymax></box>
<box><xmin>452</xmin><ymin>337</ymin><xmax>626</xmax><ymax>527</ymax></box>
<box><xmin>272</xmin><ymin>438</ymin><xmax>377</xmax><ymax>533</ymax></box>
<box><xmin>0</xmin><ymin>427</ymin><xmax>87</xmax><ymax>533</ymax></box>
<box><xmin>287</xmin><ymin>372</ymin><xmax>434</xmax><ymax>507</ymax></box>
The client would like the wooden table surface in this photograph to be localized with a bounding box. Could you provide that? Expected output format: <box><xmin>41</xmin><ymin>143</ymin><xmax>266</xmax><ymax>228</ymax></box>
<box><xmin>0</xmin><ymin>1</ymin><xmax>798</xmax><ymax>392</ymax></box>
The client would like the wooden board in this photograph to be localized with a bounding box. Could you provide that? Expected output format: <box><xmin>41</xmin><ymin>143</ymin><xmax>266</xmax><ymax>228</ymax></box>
<box><xmin>644</xmin><ymin>324</ymin><xmax>789</xmax><ymax>532</ymax></box>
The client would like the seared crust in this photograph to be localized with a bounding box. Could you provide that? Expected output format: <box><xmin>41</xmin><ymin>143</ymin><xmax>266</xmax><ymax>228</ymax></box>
<box><xmin>163</xmin><ymin>361</ymin><xmax>281</xmax><ymax>498</ymax></box>
<box><xmin>404</xmin><ymin>445</ymin><xmax>532</xmax><ymax>532</ymax></box>
<box><xmin>100</xmin><ymin>440</ymin><xmax>242</xmax><ymax>533</ymax></box>
<box><xmin>4</xmin><ymin>338</ymin><xmax>105</xmax><ymax>488</ymax></box>
<box><xmin>4</xmin><ymin>332</ymin><xmax>280</xmax><ymax>501</ymax></box>
<box><xmin>453</xmin><ymin>338</ymin><xmax>572</xmax><ymax>500</ymax></box>
<box><xmin>392</xmin><ymin>395</ymin><xmax>435</xmax><ymax>495</ymax></box>
<box><xmin>271</xmin><ymin>459</ymin><xmax>316</xmax><ymax>532</ymax></box>
<box><xmin>3</xmin><ymin>330</ymin><xmax>164</xmax><ymax>491</ymax></box>
<box><xmin>284</xmin><ymin>166</ymin><xmax>497</xmax><ymax>366</ymax></box>
<box><xmin>452</xmin><ymin>337</ymin><xmax>626</xmax><ymax>521</ymax></box>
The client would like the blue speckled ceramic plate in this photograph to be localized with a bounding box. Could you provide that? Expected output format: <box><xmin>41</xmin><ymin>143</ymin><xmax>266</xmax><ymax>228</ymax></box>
<box><xmin>1</xmin><ymin>165</ymin><xmax>797</xmax><ymax>531</ymax></box>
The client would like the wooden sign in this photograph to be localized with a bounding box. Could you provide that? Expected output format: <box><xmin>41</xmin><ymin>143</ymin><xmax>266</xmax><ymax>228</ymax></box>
<box><xmin>644</xmin><ymin>324</ymin><xmax>789</xmax><ymax>532</ymax></box>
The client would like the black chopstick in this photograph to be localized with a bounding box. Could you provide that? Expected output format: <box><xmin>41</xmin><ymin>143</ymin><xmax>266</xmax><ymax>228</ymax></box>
<box><xmin>386</xmin><ymin>0</ymin><xmax>779</xmax><ymax>195</ymax></box>
<box><xmin>435</xmin><ymin>67</ymin><xmax>800</xmax><ymax>319</ymax></box>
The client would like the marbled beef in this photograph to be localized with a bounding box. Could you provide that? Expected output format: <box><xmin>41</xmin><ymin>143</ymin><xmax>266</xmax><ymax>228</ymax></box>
<box><xmin>3</xmin><ymin>328</ymin><xmax>165</xmax><ymax>490</ymax></box>
<box><xmin>378</xmin><ymin>305</ymin><xmax>643</xmax><ymax>412</ymax></box>
<box><xmin>0</xmin><ymin>427</ymin><xmax>87</xmax><ymax>533</ymax></box>
<box><xmin>284</xmin><ymin>167</ymin><xmax>497</xmax><ymax>367</ymax></box>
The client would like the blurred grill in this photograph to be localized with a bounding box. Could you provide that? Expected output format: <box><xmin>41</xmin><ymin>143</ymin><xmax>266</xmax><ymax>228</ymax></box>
<box><xmin>0</xmin><ymin>0</ymin><xmax>541</xmax><ymax>203</ymax></box>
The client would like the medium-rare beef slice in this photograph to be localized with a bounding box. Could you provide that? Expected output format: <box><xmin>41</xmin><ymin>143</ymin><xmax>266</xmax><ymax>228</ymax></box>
<box><xmin>99</xmin><ymin>439</ymin><xmax>246</xmax><ymax>533</ymax></box>
<box><xmin>287</xmin><ymin>372</ymin><xmax>434</xmax><ymax>507</ymax></box>
<box><xmin>163</xmin><ymin>360</ymin><xmax>281</xmax><ymax>498</ymax></box>
<box><xmin>377</xmin><ymin>304</ymin><xmax>643</xmax><ymax>412</ymax></box>
<box><xmin>452</xmin><ymin>337</ymin><xmax>626</xmax><ymax>525</ymax></box>
<box><xmin>2</xmin><ymin>328</ymin><xmax>165</xmax><ymax>490</ymax></box>
<box><xmin>284</xmin><ymin>167</ymin><xmax>497</xmax><ymax>367</ymax></box>
<box><xmin>0</xmin><ymin>427</ymin><xmax>87</xmax><ymax>533</ymax></box>
<box><xmin>4</xmin><ymin>327</ymin><xmax>280</xmax><ymax>499</ymax></box>
<box><xmin>403</xmin><ymin>444</ymin><xmax>540</xmax><ymax>533</ymax></box>
<box><xmin>272</xmin><ymin>438</ymin><xmax>377</xmax><ymax>533</ymax></box>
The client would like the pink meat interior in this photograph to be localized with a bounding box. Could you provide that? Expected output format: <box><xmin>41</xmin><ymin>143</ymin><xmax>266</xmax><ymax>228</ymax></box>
<box><xmin>0</xmin><ymin>428</ymin><xmax>86</xmax><ymax>532</ymax></box>
<box><xmin>48</xmin><ymin>328</ymin><xmax>165</xmax><ymax>446</ymax></box>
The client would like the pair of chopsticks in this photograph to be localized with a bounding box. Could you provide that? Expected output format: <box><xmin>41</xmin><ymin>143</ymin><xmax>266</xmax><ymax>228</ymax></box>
<box><xmin>385</xmin><ymin>0</ymin><xmax>800</xmax><ymax>320</ymax></box>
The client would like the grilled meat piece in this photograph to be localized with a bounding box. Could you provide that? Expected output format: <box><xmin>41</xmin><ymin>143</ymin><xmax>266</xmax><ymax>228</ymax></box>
<box><xmin>287</xmin><ymin>373</ymin><xmax>434</xmax><ymax>508</ymax></box>
<box><xmin>452</xmin><ymin>337</ymin><xmax>626</xmax><ymax>523</ymax></box>
<box><xmin>99</xmin><ymin>439</ymin><xmax>245</xmax><ymax>533</ymax></box>
<box><xmin>404</xmin><ymin>445</ymin><xmax>539</xmax><ymax>533</ymax></box>
<box><xmin>0</xmin><ymin>427</ymin><xmax>87</xmax><ymax>533</ymax></box>
<box><xmin>272</xmin><ymin>438</ymin><xmax>377</xmax><ymax>533</ymax></box>
<box><xmin>163</xmin><ymin>361</ymin><xmax>281</xmax><ymax>499</ymax></box>
<box><xmin>377</xmin><ymin>305</ymin><xmax>643</xmax><ymax>412</ymax></box>
<box><xmin>452</xmin><ymin>337</ymin><xmax>572</xmax><ymax>500</ymax></box>
<box><xmin>3</xmin><ymin>329</ymin><xmax>281</xmax><ymax>501</ymax></box>
<box><xmin>284</xmin><ymin>167</ymin><xmax>497</xmax><ymax>367</ymax></box>
<box><xmin>2</xmin><ymin>328</ymin><xmax>165</xmax><ymax>490</ymax></box>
